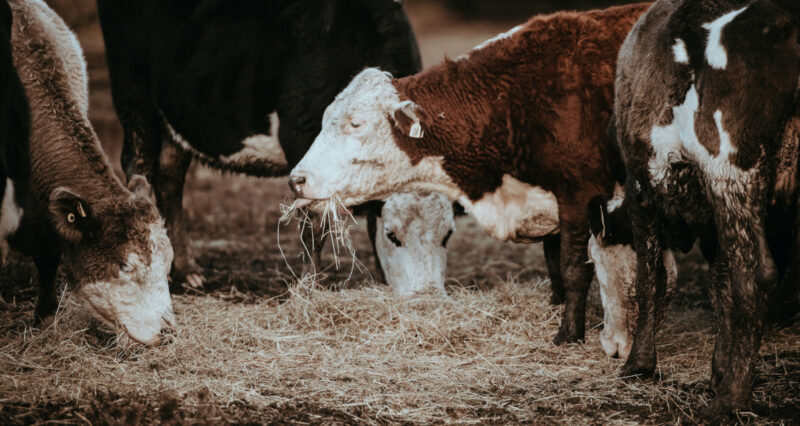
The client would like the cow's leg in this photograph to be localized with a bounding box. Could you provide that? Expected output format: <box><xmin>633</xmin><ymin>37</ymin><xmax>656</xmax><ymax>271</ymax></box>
<box><xmin>553</xmin><ymin>209</ymin><xmax>593</xmax><ymax>344</ymax></box>
<box><xmin>620</xmin><ymin>177</ymin><xmax>666</xmax><ymax>378</ymax></box>
<box><xmin>367</xmin><ymin>209</ymin><xmax>387</xmax><ymax>283</ymax></box>
<box><xmin>155</xmin><ymin>142</ymin><xmax>202</xmax><ymax>288</ymax></box>
<box><xmin>704</xmin><ymin>211</ymin><xmax>775</xmax><ymax>418</ymax></box>
<box><xmin>299</xmin><ymin>210</ymin><xmax>327</xmax><ymax>277</ymax></box>
<box><xmin>543</xmin><ymin>234</ymin><xmax>565</xmax><ymax>305</ymax></box>
<box><xmin>33</xmin><ymin>251</ymin><xmax>60</xmax><ymax>324</ymax></box>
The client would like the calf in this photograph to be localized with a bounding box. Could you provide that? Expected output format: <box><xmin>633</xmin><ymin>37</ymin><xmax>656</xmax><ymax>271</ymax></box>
<box><xmin>613</xmin><ymin>0</ymin><xmax>800</xmax><ymax>417</ymax></box>
<box><xmin>96</xmin><ymin>0</ymin><xmax>436</xmax><ymax>289</ymax></box>
<box><xmin>371</xmin><ymin>192</ymin><xmax>455</xmax><ymax>295</ymax></box>
<box><xmin>5</xmin><ymin>0</ymin><xmax>173</xmax><ymax>345</ymax></box>
<box><xmin>289</xmin><ymin>3</ymin><xmax>652</xmax><ymax>345</ymax></box>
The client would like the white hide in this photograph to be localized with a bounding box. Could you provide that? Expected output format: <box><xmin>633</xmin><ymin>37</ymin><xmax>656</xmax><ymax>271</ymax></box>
<box><xmin>702</xmin><ymin>7</ymin><xmax>747</xmax><ymax>70</ymax></box>
<box><xmin>376</xmin><ymin>192</ymin><xmax>454</xmax><ymax>295</ymax></box>
<box><xmin>463</xmin><ymin>174</ymin><xmax>559</xmax><ymax>241</ymax></box>
<box><xmin>0</xmin><ymin>178</ymin><xmax>23</xmax><ymax>239</ymax></box>
<box><xmin>80</xmin><ymin>222</ymin><xmax>174</xmax><ymax>345</ymax></box>
<box><xmin>589</xmin><ymin>235</ymin><xmax>678</xmax><ymax>360</ymax></box>
<box><xmin>473</xmin><ymin>24</ymin><xmax>524</xmax><ymax>51</ymax></box>
<box><xmin>672</xmin><ymin>38</ymin><xmax>689</xmax><ymax>64</ymax></box>
<box><xmin>648</xmin><ymin>84</ymin><xmax>752</xmax><ymax>195</ymax></box>
<box><xmin>605</xmin><ymin>183</ymin><xmax>625</xmax><ymax>213</ymax></box>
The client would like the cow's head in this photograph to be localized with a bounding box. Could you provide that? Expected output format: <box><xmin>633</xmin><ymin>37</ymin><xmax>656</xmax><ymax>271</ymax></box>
<box><xmin>289</xmin><ymin>68</ymin><xmax>449</xmax><ymax>209</ymax></box>
<box><xmin>376</xmin><ymin>192</ymin><xmax>454</xmax><ymax>295</ymax></box>
<box><xmin>49</xmin><ymin>175</ymin><xmax>173</xmax><ymax>346</ymax></box>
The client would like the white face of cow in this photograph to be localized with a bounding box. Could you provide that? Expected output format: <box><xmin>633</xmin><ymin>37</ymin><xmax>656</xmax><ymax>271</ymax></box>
<box><xmin>376</xmin><ymin>192</ymin><xmax>454</xmax><ymax>295</ymax></box>
<box><xmin>290</xmin><ymin>68</ymin><xmax>452</xmax><ymax>208</ymax></box>
<box><xmin>52</xmin><ymin>176</ymin><xmax>175</xmax><ymax>346</ymax></box>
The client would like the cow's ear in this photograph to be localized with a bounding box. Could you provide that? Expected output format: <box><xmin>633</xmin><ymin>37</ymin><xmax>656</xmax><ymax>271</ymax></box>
<box><xmin>587</xmin><ymin>195</ymin><xmax>609</xmax><ymax>240</ymax></box>
<box><xmin>49</xmin><ymin>188</ymin><xmax>99</xmax><ymax>243</ymax></box>
<box><xmin>127</xmin><ymin>174</ymin><xmax>154</xmax><ymax>202</ymax></box>
<box><xmin>392</xmin><ymin>100</ymin><xmax>425</xmax><ymax>139</ymax></box>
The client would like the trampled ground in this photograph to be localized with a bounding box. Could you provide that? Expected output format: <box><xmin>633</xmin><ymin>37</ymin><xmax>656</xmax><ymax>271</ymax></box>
<box><xmin>1</xmin><ymin>1</ymin><xmax>799</xmax><ymax>424</ymax></box>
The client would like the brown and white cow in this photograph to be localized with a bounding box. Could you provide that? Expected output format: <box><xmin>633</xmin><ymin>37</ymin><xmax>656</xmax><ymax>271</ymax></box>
<box><xmin>4</xmin><ymin>0</ymin><xmax>173</xmax><ymax>345</ymax></box>
<box><xmin>289</xmin><ymin>3</ymin><xmax>652</xmax><ymax>345</ymax></box>
<box><xmin>613</xmin><ymin>0</ymin><xmax>800</xmax><ymax>418</ymax></box>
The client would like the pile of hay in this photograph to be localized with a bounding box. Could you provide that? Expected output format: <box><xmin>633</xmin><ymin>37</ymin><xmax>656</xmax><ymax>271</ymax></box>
<box><xmin>0</xmin><ymin>275</ymin><xmax>797</xmax><ymax>423</ymax></box>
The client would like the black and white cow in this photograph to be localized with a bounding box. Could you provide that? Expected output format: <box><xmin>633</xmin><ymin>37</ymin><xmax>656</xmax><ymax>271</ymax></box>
<box><xmin>96</xmin><ymin>0</ymin><xmax>442</xmax><ymax>289</ymax></box>
<box><xmin>614</xmin><ymin>0</ymin><xmax>800</xmax><ymax>417</ymax></box>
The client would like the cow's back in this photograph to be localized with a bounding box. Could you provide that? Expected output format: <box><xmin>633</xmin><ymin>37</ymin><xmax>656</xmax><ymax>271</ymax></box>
<box><xmin>97</xmin><ymin>0</ymin><xmax>422</xmax><ymax>162</ymax></box>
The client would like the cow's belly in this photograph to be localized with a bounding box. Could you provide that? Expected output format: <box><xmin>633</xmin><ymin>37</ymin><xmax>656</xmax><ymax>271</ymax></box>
<box><xmin>466</xmin><ymin>174</ymin><xmax>559</xmax><ymax>242</ymax></box>
<box><xmin>164</xmin><ymin>111</ymin><xmax>290</xmax><ymax>176</ymax></box>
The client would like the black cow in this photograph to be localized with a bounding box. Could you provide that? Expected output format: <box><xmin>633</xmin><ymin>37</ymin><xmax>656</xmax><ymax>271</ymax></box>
<box><xmin>0</xmin><ymin>0</ymin><xmax>30</xmax><ymax>290</ymax></box>
<box><xmin>614</xmin><ymin>0</ymin><xmax>800</xmax><ymax>418</ymax></box>
<box><xmin>96</xmin><ymin>0</ymin><xmax>423</xmax><ymax>287</ymax></box>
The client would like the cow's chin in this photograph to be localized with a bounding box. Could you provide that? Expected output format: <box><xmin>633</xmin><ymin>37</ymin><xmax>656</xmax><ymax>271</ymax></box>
<box><xmin>80</xmin><ymin>279</ymin><xmax>174</xmax><ymax>347</ymax></box>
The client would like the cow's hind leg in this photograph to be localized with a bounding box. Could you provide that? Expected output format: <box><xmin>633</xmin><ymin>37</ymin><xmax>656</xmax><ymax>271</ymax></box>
<box><xmin>553</xmin><ymin>211</ymin><xmax>593</xmax><ymax>344</ymax></box>
<box><xmin>544</xmin><ymin>234</ymin><xmax>565</xmax><ymax>305</ymax></box>
<box><xmin>156</xmin><ymin>142</ymin><xmax>201</xmax><ymax>289</ymax></box>
<box><xmin>704</xmin><ymin>195</ymin><xmax>775</xmax><ymax>418</ymax></box>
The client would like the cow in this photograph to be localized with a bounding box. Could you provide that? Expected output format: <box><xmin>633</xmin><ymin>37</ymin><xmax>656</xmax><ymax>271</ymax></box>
<box><xmin>612</xmin><ymin>0</ymin><xmax>800</xmax><ymax>417</ymax></box>
<box><xmin>4</xmin><ymin>0</ymin><xmax>174</xmax><ymax>346</ymax></box>
<box><xmin>288</xmin><ymin>3</ymin><xmax>652</xmax><ymax>345</ymax></box>
<box><xmin>0</xmin><ymin>0</ymin><xmax>30</xmax><ymax>306</ymax></box>
<box><xmin>370</xmin><ymin>192</ymin><xmax>455</xmax><ymax>295</ymax></box>
<box><xmin>95</xmin><ymin>0</ymin><xmax>448</xmax><ymax>291</ymax></box>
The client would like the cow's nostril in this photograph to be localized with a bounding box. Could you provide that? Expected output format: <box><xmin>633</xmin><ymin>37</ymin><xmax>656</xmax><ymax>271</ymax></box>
<box><xmin>289</xmin><ymin>175</ymin><xmax>306</xmax><ymax>195</ymax></box>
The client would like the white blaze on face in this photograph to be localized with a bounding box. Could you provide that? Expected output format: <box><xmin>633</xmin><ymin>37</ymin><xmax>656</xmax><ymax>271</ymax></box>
<box><xmin>464</xmin><ymin>174</ymin><xmax>559</xmax><ymax>241</ymax></box>
<box><xmin>589</xmin><ymin>234</ymin><xmax>678</xmax><ymax>360</ymax></box>
<box><xmin>702</xmin><ymin>7</ymin><xmax>747</xmax><ymax>70</ymax></box>
<box><xmin>376</xmin><ymin>192</ymin><xmax>454</xmax><ymax>295</ymax></box>
<box><xmin>80</xmin><ymin>221</ymin><xmax>174</xmax><ymax>346</ymax></box>
<box><xmin>291</xmin><ymin>68</ymin><xmax>454</xmax><ymax>207</ymax></box>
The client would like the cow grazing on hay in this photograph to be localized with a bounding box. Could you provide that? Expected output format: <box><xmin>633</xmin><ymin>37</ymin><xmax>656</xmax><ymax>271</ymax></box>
<box><xmin>288</xmin><ymin>3</ymin><xmax>652</xmax><ymax>345</ymax></box>
<box><xmin>613</xmin><ymin>0</ymin><xmax>800</xmax><ymax>418</ymax></box>
<box><xmin>96</xmin><ymin>0</ymin><xmax>457</xmax><ymax>292</ymax></box>
<box><xmin>4</xmin><ymin>0</ymin><xmax>174</xmax><ymax>345</ymax></box>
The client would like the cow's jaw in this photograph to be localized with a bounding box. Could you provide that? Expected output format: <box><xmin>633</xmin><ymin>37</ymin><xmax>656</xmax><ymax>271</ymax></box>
<box><xmin>80</xmin><ymin>221</ymin><xmax>174</xmax><ymax>346</ymax></box>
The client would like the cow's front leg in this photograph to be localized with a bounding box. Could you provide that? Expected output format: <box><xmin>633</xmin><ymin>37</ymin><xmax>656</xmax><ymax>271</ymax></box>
<box><xmin>33</xmin><ymin>251</ymin><xmax>60</xmax><ymax>324</ymax></box>
<box><xmin>620</xmin><ymin>179</ymin><xmax>666</xmax><ymax>378</ymax></box>
<box><xmin>156</xmin><ymin>142</ymin><xmax>201</xmax><ymax>289</ymax></box>
<box><xmin>543</xmin><ymin>234</ymin><xmax>565</xmax><ymax>305</ymax></box>
<box><xmin>553</xmin><ymin>211</ymin><xmax>593</xmax><ymax>345</ymax></box>
<box><xmin>704</xmin><ymin>216</ymin><xmax>774</xmax><ymax>419</ymax></box>
<box><xmin>299</xmin><ymin>210</ymin><xmax>327</xmax><ymax>277</ymax></box>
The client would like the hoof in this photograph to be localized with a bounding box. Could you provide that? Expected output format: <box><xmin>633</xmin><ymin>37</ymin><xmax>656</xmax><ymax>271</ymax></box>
<box><xmin>549</xmin><ymin>292</ymin><xmax>565</xmax><ymax>305</ymax></box>
<box><xmin>553</xmin><ymin>326</ymin><xmax>584</xmax><ymax>345</ymax></box>
<box><xmin>698</xmin><ymin>399</ymin><xmax>737</xmax><ymax>423</ymax></box>
<box><xmin>620</xmin><ymin>356</ymin><xmax>656</xmax><ymax>379</ymax></box>
<box><xmin>183</xmin><ymin>273</ymin><xmax>206</xmax><ymax>290</ymax></box>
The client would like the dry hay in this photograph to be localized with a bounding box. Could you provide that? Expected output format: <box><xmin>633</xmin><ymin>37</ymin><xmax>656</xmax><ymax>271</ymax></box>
<box><xmin>1</xmin><ymin>274</ymin><xmax>798</xmax><ymax>424</ymax></box>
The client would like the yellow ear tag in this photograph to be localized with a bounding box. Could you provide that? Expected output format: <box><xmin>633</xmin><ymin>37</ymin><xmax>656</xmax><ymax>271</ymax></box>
<box><xmin>67</xmin><ymin>213</ymin><xmax>76</xmax><ymax>223</ymax></box>
<box><xmin>77</xmin><ymin>202</ymin><xmax>87</xmax><ymax>218</ymax></box>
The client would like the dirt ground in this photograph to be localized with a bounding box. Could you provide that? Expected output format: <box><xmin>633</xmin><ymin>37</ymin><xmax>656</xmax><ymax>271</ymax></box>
<box><xmin>1</xmin><ymin>1</ymin><xmax>799</xmax><ymax>424</ymax></box>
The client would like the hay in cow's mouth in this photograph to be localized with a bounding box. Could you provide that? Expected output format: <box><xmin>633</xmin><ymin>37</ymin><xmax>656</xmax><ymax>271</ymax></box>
<box><xmin>278</xmin><ymin>195</ymin><xmax>364</xmax><ymax>280</ymax></box>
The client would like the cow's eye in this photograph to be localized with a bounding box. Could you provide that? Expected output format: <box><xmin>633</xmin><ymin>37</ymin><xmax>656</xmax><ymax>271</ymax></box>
<box><xmin>386</xmin><ymin>231</ymin><xmax>402</xmax><ymax>247</ymax></box>
<box><xmin>350</xmin><ymin>120</ymin><xmax>361</xmax><ymax>128</ymax></box>
<box><xmin>442</xmin><ymin>229</ymin><xmax>453</xmax><ymax>247</ymax></box>
<box><xmin>121</xmin><ymin>263</ymin><xmax>134</xmax><ymax>274</ymax></box>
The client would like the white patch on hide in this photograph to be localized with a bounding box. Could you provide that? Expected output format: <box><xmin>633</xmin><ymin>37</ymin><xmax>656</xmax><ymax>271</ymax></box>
<box><xmin>165</xmin><ymin>112</ymin><xmax>288</xmax><ymax>171</ymax></box>
<box><xmin>672</xmin><ymin>38</ymin><xmax>689</xmax><ymax>64</ymax></box>
<box><xmin>80</xmin><ymin>221</ymin><xmax>174</xmax><ymax>346</ymax></box>
<box><xmin>648</xmin><ymin>85</ymin><xmax>751</xmax><ymax>195</ymax></box>
<box><xmin>0</xmin><ymin>179</ymin><xmax>23</xmax><ymax>239</ymax></box>
<box><xmin>376</xmin><ymin>192</ymin><xmax>454</xmax><ymax>295</ymax></box>
<box><xmin>465</xmin><ymin>174</ymin><xmax>559</xmax><ymax>241</ymax></box>
<box><xmin>606</xmin><ymin>183</ymin><xmax>625</xmax><ymax>213</ymax></box>
<box><xmin>702</xmin><ymin>7</ymin><xmax>747</xmax><ymax>70</ymax></box>
<box><xmin>713</xmin><ymin>109</ymin><xmax>736</xmax><ymax>159</ymax></box>
<box><xmin>473</xmin><ymin>24</ymin><xmax>524</xmax><ymax>51</ymax></box>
